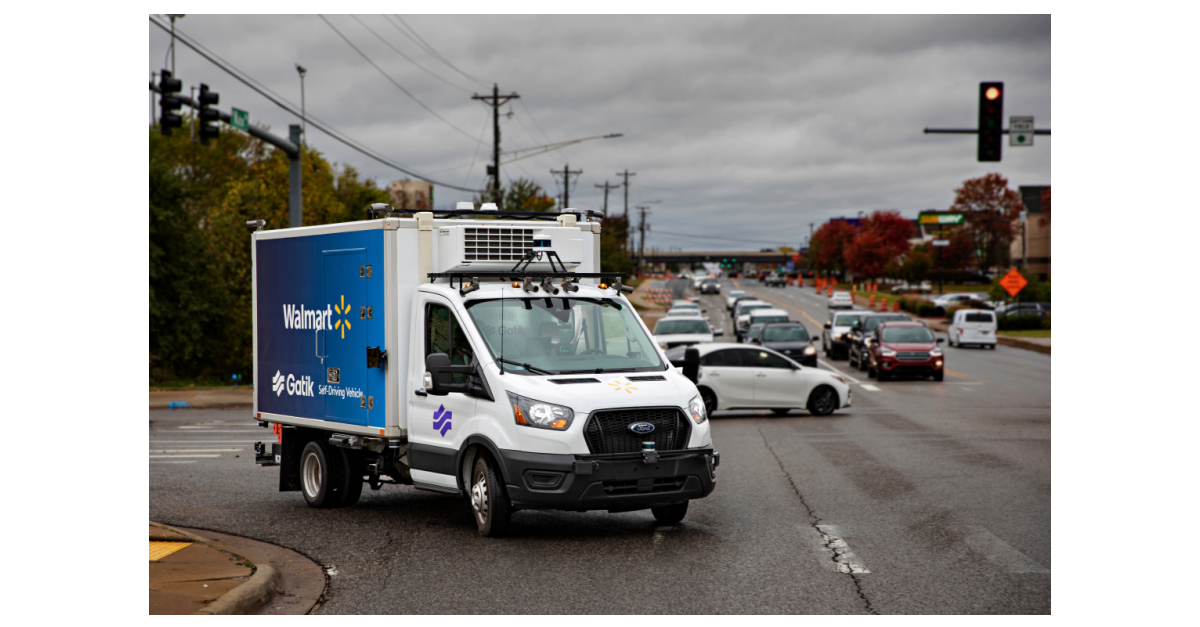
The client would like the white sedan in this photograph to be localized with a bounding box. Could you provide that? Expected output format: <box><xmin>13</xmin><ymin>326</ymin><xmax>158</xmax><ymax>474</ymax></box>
<box><xmin>666</xmin><ymin>343</ymin><xmax>851</xmax><ymax>417</ymax></box>
<box><xmin>828</xmin><ymin>291</ymin><xmax>854</xmax><ymax>309</ymax></box>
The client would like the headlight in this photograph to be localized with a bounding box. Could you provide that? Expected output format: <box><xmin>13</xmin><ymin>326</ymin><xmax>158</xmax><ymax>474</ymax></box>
<box><xmin>508</xmin><ymin>392</ymin><xmax>573</xmax><ymax>430</ymax></box>
<box><xmin>688</xmin><ymin>395</ymin><xmax>707</xmax><ymax>424</ymax></box>
<box><xmin>930</xmin><ymin>349</ymin><xmax>943</xmax><ymax>357</ymax></box>
<box><xmin>863</xmin><ymin>338</ymin><xmax>872</xmax><ymax>346</ymax></box>
<box><xmin>881</xmin><ymin>348</ymin><xmax>896</xmax><ymax>357</ymax></box>
<box><xmin>804</xmin><ymin>346</ymin><xmax>816</xmax><ymax>355</ymax></box>
<box><xmin>830</xmin><ymin>375</ymin><xmax>848</xmax><ymax>384</ymax></box>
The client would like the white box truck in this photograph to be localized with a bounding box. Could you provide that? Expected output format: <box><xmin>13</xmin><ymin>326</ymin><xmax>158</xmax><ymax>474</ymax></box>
<box><xmin>251</xmin><ymin>204</ymin><xmax>718</xmax><ymax>536</ymax></box>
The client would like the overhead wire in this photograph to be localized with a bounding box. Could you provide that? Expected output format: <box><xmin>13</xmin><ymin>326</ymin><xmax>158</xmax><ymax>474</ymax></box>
<box><xmin>387</xmin><ymin>15</ymin><xmax>491</xmax><ymax>89</ymax></box>
<box><xmin>148</xmin><ymin>15</ymin><xmax>482</xmax><ymax>192</ymax></box>
<box><xmin>349</xmin><ymin>15</ymin><xmax>474</xmax><ymax>95</ymax></box>
<box><xmin>317</xmin><ymin>15</ymin><xmax>484</xmax><ymax>146</ymax></box>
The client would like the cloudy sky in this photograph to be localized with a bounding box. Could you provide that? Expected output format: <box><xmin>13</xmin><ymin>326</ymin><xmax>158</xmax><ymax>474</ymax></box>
<box><xmin>148</xmin><ymin>14</ymin><xmax>1050</xmax><ymax>252</ymax></box>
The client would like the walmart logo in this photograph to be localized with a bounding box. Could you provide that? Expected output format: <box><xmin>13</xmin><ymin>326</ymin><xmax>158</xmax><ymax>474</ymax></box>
<box><xmin>332</xmin><ymin>295</ymin><xmax>352</xmax><ymax>339</ymax></box>
<box><xmin>272</xmin><ymin>370</ymin><xmax>285</xmax><ymax>396</ymax></box>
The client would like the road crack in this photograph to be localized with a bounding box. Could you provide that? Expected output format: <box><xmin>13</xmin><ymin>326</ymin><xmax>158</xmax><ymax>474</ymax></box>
<box><xmin>758</xmin><ymin>423</ymin><xmax>877</xmax><ymax>615</ymax></box>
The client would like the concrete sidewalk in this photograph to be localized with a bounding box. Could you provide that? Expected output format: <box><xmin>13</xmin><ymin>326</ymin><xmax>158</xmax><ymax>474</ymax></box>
<box><xmin>149</xmin><ymin>522</ymin><xmax>325</xmax><ymax>615</ymax></box>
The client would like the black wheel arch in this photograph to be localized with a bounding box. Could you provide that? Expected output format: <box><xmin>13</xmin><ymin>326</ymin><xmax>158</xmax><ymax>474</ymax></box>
<box><xmin>455</xmin><ymin>434</ymin><xmax>509</xmax><ymax>493</ymax></box>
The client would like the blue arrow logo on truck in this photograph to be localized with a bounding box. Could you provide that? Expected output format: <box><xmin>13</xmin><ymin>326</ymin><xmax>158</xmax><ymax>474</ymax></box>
<box><xmin>433</xmin><ymin>405</ymin><xmax>453</xmax><ymax>437</ymax></box>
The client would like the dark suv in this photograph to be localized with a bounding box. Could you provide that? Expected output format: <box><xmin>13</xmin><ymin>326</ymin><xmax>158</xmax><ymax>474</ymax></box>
<box><xmin>846</xmin><ymin>312</ymin><xmax>911</xmax><ymax>370</ymax></box>
<box><xmin>747</xmin><ymin>322</ymin><xmax>817</xmax><ymax>366</ymax></box>
<box><xmin>867</xmin><ymin>321</ymin><xmax>945</xmax><ymax>381</ymax></box>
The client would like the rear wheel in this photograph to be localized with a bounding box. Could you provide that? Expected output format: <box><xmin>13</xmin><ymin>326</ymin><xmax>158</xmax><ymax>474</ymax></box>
<box><xmin>471</xmin><ymin>454</ymin><xmax>512</xmax><ymax>538</ymax></box>
<box><xmin>807</xmin><ymin>385</ymin><xmax>839</xmax><ymax>416</ymax></box>
<box><xmin>300</xmin><ymin>440</ymin><xmax>346</xmax><ymax>509</ymax></box>
<box><xmin>651</xmin><ymin>501</ymin><xmax>689</xmax><ymax>524</ymax></box>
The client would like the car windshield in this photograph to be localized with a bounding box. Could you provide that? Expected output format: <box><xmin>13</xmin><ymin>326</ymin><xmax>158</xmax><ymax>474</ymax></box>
<box><xmin>465</xmin><ymin>297</ymin><xmax>664</xmax><ymax>375</ymax></box>
<box><xmin>740</xmin><ymin>304</ymin><xmax>770</xmax><ymax>315</ymax></box>
<box><xmin>753</xmin><ymin>315</ymin><xmax>789</xmax><ymax>325</ymax></box>
<box><xmin>763</xmin><ymin>326</ymin><xmax>809</xmax><ymax>342</ymax></box>
<box><xmin>666</xmin><ymin>309</ymin><xmax>700</xmax><ymax>316</ymax></box>
<box><xmin>881</xmin><ymin>327</ymin><xmax>934</xmax><ymax>343</ymax></box>
<box><xmin>864</xmin><ymin>315</ymin><xmax>908</xmax><ymax>331</ymax></box>
<box><xmin>655</xmin><ymin>319</ymin><xmax>711</xmax><ymax>335</ymax></box>
<box><xmin>833</xmin><ymin>314</ymin><xmax>863</xmax><ymax>327</ymax></box>
<box><xmin>673</xmin><ymin>303</ymin><xmax>699</xmax><ymax>309</ymax></box>
<box><xmin>730</xmin><ymin>291</ymin><xmax>746</xmax><ymax>297</ymax></box>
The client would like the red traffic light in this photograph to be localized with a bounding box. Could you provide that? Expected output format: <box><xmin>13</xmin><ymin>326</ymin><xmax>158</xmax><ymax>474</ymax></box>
<box><xmin>985</xmin><ymin>86</ymin><xmax>1001</xmax><ymax>101</ymax></box>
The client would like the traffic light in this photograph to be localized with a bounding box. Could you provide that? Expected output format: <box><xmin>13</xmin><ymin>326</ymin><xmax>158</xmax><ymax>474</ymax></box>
<box><xmin>158</xmin><ymin>70</ymin><xmax>183</xmax><ymax>136</ymax></box>
<box><xmin>198</xmin><ymin>83</ymin><xmax>220</xmax><ymax>145</ymax></box>
<box><xmin>977</xmin><ymin>81</ymin><xmax>1003</xmax><ymax>162</ymax></box>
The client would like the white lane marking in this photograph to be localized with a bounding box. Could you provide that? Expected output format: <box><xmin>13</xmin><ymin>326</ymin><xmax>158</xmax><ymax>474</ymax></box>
<box><xmin>815</xmin><ymin>524</ymin><xmax>870</xmax><ymax>574</ymax></box>
<box><xmin>859</xmin><ymin>384</ymin><xmax>881</xmax><ymax>392</ymax></box>
<box><xmin>817</xmin><ymin>361</ymin><xmax>863</xmax><ymax>384</ymax></box>
<box><xmin>148</xmin><ymin>454</ymin><xmax>220</xmax><ymax>458</ymax></box>
<box><xmin>150</xmin><ymin>461</ymin><xmax>198</xmax><ymax>464</ymax></box>
<box><xmin>964</xmin><ymin>527</ymin><xmax>1049</xmax><ymax>574</ymax></box>
<box><xmin>149</xmin><ymin>449</ymin><xmax>244</xmax><ymax>453</ymax></box>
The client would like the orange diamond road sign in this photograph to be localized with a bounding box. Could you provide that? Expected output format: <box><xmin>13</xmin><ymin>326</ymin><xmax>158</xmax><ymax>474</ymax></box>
<box><xmin>999</xmin><ymin>268</ymin><xmax>1028</xmax><ymax>297</ymax></box>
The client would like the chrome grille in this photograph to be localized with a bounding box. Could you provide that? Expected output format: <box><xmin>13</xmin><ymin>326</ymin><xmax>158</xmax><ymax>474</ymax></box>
<box><xmin>896</xmin><ymin>351</ymin><xmax>930</xmax><ymax>361</ymax></box>
<box><xmin>463</xmin><ymin>227</ymin><xmax>534</xmax><ymax>261</ymax></box>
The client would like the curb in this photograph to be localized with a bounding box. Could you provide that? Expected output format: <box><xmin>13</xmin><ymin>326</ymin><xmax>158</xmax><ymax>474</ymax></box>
<box><xmin>150</xmin><ymin>522</ymin><xmax>281</xmax><ymax>615</ymax></box>
<box><xmin>195</xmin><ymin>565</ymin><xmax>282</xmax><ymax>615</ymax></box>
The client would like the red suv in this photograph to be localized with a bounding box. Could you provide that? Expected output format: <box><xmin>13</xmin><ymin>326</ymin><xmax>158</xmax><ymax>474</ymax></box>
<box><xmin>867</xmin><ymin>321</ymin><xmax>945</xmax><ymax>382</ymax></box>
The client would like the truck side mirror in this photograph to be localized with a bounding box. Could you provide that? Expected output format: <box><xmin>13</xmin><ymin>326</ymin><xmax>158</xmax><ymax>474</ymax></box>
<box><xmin>425</xmin><ymin>353</ymin><xmax>471</xmax><ymax>396</ymax></box>
<box><xmin>823</xmin><ymin>322</ymin><xmax>831</xmax><ymax>329</ymax></box>
<box><xmin>683</xmin><ymin>347</ymin><xmax>701</xmax><ymax>384</ymax></box>
<box><xmin>713</xmin><ymin>328</ymin><xmax>724</xmax><ymax>336</ymax></box>
<box><xmin>936</xmin><ymin>338</ymin><xmax>944</xmax><ymax>343</ymax></box>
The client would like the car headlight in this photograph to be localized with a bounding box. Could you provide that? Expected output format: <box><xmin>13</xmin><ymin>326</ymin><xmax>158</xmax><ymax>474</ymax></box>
<box><xmin>804</xmin><ymin>346</ymin><xmax>816</xmax><ymax>355</ymax></box>
<box><xmin>881</xmin><ymin>348</ymin><xmax>896</xmax><ymax>357</ymax></box>
<box><xmin>688</xmin><ymin>395</ymin><xmax>707</xmax><ymax>424</ymax></box>
<box><xmin>508</xmin><ymin>392</ymin><xmax>573</xmax><ymax>430</ymax></box>
<box><xmin>830</xmin><ymin>375</ymin><xmax>848</xmax><ymax>384</ymax></box>
<box><xmin>930</xmin><ymin>349</ymin><xmax>943</xmax><ymax>357</ymax></box>
<box><xmin>863</xmin><ymin>338</ymin><xmax>872</xmax><ymax>346</ymax></box>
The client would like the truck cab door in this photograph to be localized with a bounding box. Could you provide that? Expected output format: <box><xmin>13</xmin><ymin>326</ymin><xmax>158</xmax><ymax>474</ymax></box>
<box><xmin>408</xmin><ymin>293</ymin><xmax>478</xmax><ymax>490</ymax></box>
<box><xmin>322</xmin><ymin>248</ymin><xmax>369</xmax><ymax>426</ymax></box>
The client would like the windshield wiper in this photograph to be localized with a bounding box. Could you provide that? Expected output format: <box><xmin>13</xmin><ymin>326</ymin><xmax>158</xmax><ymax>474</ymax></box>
<box><xmin>497</xmin><ymin>358</ymin><xmax>553</xmax><ymax>375</ymax></box>
<box><xmin>561</xmin><ymin>367</ymin><xmax>640</xmax><ymax>375</ymax></box>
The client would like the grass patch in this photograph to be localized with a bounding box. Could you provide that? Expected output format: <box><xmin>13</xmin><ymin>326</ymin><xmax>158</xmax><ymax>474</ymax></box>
<box><xmin>998</xmin><ymin>329</ymin><xmax>1051</xmax><ymax>338</ymax></box>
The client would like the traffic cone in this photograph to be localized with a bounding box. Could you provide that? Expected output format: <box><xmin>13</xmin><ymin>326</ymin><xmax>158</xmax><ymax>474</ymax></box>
<box><xmin>893</xmin><ymin>301</ymin><xmax>900</xmax><ymax>312</ymax></box>
<box><xmin>869</xmin><ymin>294</ymin><xmax>876</xmax><ymax>307</ymax></box>
<box><xmin>881</xmin><ymin>297</ymin><xmax>888</xmax><ymax>311</ymax></box>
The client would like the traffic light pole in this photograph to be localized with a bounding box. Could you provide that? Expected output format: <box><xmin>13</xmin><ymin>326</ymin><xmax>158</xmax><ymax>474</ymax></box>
<box><xmin>151</xmin><ymin>82</ymin><xmax>303</xmax><ymax>226</ymax></box>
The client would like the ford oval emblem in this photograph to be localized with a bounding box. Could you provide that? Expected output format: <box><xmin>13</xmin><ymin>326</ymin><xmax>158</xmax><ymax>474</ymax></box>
<box><xmin>628</xmin><ymin>421</ymin><xmax>655</xmax><ymax>435</ymax></box>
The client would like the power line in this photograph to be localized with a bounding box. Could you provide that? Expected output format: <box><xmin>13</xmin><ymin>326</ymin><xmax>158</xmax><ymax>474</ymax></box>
<box><xmin>349</xmin><ymin>15</ymin><xmax>474</xmax><ymax>95</ymax></box>
<box><xmin>317</xmin><ymin>15</ymin><xmax>484</xmax><ymax>146</ymax></box>
<box><xmin>149</xmin><ymin>16</ymin><xmax>482</xmax><ymax>192</ymax></box>
<box><xmin>388</xmin><ymin>15</ymin><xmax>491</xmax><ymax>89</ymax></box>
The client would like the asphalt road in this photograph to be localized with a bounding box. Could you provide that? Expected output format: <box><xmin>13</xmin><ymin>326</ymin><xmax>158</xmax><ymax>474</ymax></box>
<box><xmin>149</xmin><ymin>277</ymin><xmax>1050</xmax><ymax>614</ymax></box>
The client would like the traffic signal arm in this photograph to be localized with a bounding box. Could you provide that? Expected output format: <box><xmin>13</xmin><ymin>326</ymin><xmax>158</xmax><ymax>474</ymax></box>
<box><xmin>150</xmin><ymin>82</ymin><xmax>299</xmax><ymax>157</ymax></box>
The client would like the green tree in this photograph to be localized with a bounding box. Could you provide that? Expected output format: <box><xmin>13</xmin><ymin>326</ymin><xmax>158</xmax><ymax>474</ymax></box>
<box><xmin>599</xmin><ymin>216</ymin><xmax>636</xmax><ymax>276</ymax></box>
<box><xmin>473</xmin><ymin>177</ymin><xmax>556</xmax><ymax>212</ymax></box>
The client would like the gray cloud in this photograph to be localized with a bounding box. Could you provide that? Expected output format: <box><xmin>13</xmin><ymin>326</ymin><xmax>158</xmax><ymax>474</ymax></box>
<box><xmin>149</xmin><ymin>14</ymin><xmax>1050</xmax><ymax>251</ymax></box>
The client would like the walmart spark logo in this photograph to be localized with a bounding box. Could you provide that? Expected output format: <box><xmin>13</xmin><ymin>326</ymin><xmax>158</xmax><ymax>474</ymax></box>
<box><xmin>608</xmin><ymin>380</ymin><xmax>638</xmax><ymax>394</ymax></box>
<box><xmin>433</xmin><ymin>405</ymin><xmax>452</xmax><ymax>437</ymax></box>
<box><xmin>272</xmin><ymin>370</ymin><xmax>285</xmax><ymax>396</ymax></box>
<box><xmin>332</xmin><ymin>295</ymin><xmax>352</xmax><ymax>339</ymax></box>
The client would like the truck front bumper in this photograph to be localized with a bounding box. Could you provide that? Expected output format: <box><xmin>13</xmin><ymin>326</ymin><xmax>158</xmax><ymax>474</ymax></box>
<box><xmin>499</xmin><ymin>448</ymin><xmax>717</xmax><ymax>513</ymax></box>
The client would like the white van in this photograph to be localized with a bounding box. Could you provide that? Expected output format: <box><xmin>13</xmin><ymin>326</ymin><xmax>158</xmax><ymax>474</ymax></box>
<box><xmin>948</xmin><ymin>309</ymin><xmax>997</xmax><ymax>349</ymax></box>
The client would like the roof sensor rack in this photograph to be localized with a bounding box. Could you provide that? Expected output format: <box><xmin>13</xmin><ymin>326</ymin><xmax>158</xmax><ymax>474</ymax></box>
<box><xmin>366</xmin><ymin>203</ymin><xmax>603</xmax><ymax>221</ymax></box>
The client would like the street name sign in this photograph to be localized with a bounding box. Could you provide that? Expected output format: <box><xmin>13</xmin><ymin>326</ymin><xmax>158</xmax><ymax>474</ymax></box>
<box><xmin>1010</xmin><ymin>116</ymin><xmax>1034</xmax><ymax>146</ymax></box>
<box><xmin>918</xmin><ymin>212</ymin><xmax>965</xmax><ymax>225</ymax></box>
<box><xmin>932</xmin><ymin>239</ymin><xmax>951</xmax><ymax>247</ymax></box>
<box><xmin>231</xmin><ymin>108</ymin><xmax>249</xmax><ymax>131</ymax></box>
<box><xmin>999</xmin><ymin>268</ymin><xmax>1029</xmax><ymax>297</ymax></box>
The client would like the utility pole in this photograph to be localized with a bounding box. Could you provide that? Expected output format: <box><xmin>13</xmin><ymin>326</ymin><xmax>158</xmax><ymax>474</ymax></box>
<box><xmin>150</xmin><ymin>71</ymin><xmax>158</xmax><ymax>126</ymax></box>
<box><xmin>471</xmin><ymin>84</ymin><xmax>520</xmax><ymax>204</ymax></box>
<box><xmin>167</xmin><ymin>14</ymin><xmax>185</xmax><ymax>75</ymax></box>
<box><xmin>551</xmin><ymin>163</ymin><xmax>582</xmax><ymax>208</ymax></box>
<box><xmin>636</xmin><ymin>205</ymin><xmax>650</xmax><ymax>277</ymax></box>
<box><xmin>616</xmin><ymin>169</ymin><xmax>636</xmax><ymax>218</ymax></box>
<box><xmin>296</xmin><ymin>64</ymin><xmax>307</xmax><ymax>146</ymax></box>
<box><xmin>595</xmin><ymin>181</ymin><xmax>619</xmax><ymax>215</ymax></box>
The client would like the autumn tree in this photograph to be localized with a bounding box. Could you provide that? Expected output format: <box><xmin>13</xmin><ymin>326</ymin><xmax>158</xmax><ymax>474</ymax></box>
<box><xmin>949</xmin><ymin>173</ymin><xmax>1023</xmax><ymax>273</ymax></box>
<box><xmin>844</xmin><ymin>210</ymin><xmax>913</xmax><ymax>279</ymax></box>
<box><xmin>901</xmin><ymin>247</ymin><xmax>933</xmax><ymax>283</ymax></box>
<box><xmin>806</xmin><ymin>220</ymin><xmax>857</xmax><ymax>276</ymax></box>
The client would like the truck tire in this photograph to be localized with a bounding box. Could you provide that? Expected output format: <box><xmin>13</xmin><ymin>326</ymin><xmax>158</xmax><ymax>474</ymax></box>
<box><xmin>300</xmin><ymin>440</ymin><xmax>346</xmax><ymax>509</ymax></box>
<box><xmin>651</xmin><ymin>501</ymin><xmax>689</xmax><ymax>524</ymax></box>
<box><xmin>339</xmin><ymin>449</ymin><xmax>364</xmax><ymax>508</ymax></box>
<box><xmin>471</xmin><ymin>454</ymin><xmax>512</xmax><ymax>538</ymax></box>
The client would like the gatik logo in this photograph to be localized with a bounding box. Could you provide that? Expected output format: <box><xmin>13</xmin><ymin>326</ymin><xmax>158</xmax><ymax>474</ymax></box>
<box><xmin>272</xmin><ymin>370</ymin><xmax>315</xmax><ymax>397</ymax></box>
<box><xmin>433</xmin><ymin>405</ymin><xmax>452</xmax><ymax>437</ymax></box>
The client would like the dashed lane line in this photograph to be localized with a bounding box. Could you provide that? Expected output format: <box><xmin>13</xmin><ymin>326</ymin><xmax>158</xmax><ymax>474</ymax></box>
<box><xmin>859</xmin><ymin>384</ymin><xmax>881</xmax><ymax>392</ymax></box>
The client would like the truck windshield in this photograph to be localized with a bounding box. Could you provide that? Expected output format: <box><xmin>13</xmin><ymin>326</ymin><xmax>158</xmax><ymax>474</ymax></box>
<box><xmin>655</xmin><ymin>319</ymin><xmax>711</xmax><ymax>335</ymax></box>
<box><xmin>465</xmin><ymin>298</ymin><xmax>665</xmax><ymax>375</ymax></box>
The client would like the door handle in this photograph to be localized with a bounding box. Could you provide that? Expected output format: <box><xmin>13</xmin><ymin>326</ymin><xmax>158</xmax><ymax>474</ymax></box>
<box><xmin>756</xmin><ymin>372</ymin><xmax>767</xmax><ymax>377</ymax></box>
<box><xmin>315</xmin><ymin>329</ymin><xmax>324</xmax><ymax>365</ymax></box>
<box><xmin>415</xmin><ymin>389</ymin><xmax>428</xmax><ymax>397</ymax></box>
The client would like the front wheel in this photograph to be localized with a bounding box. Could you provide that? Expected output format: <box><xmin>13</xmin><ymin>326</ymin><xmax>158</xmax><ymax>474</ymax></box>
<box><xmin>471</xmin><ymin>454</ymin><xmax>512</xmax><ymax>538</ymax></box>
<box><xmin>699</xmin><ymin>387</ymin><xmax>718</xmax><ymax>417</ymax></box>
<box><xmin>807</xmin><ymin>385</ymin><xmax>840</xmax><ymax>416</ymax></box>
<box><xmin>933</xmin><ymin>371</ymin><xmax>944</xmax><ymax>382</ymax></box>
<box><xmin>651</xmin><ymin>501</ymin><xmax>689</xmax><ymax>524</ymax></box>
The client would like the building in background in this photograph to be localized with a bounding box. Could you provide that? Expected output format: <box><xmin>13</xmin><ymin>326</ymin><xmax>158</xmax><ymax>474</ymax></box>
<box><xmin>1012</xmin><ymin>186</ymin><xmax>1051</xmax><ymax>280</ymax></box>
<box><xmin>388</xmin><ymin>179</ymin><xmax>433</xmax><ymax>211</ymax></box>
